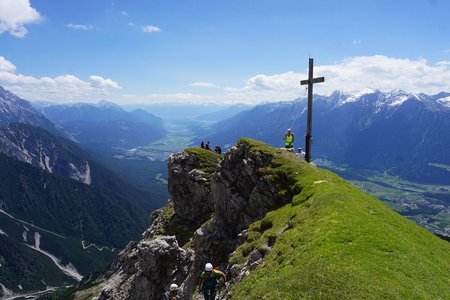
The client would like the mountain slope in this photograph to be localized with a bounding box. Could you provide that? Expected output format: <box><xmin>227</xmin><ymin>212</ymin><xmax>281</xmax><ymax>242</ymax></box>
<box><xmin>71</xmin><ymin>139</ymin><xmax>450</xmax><ymax>300</ymax></box>
<box><xmin>0</xmin><ymin>151</ymin><xmax>149</xmax><ymax>297</ymax></box>
<box><xmin>0</xmin><ymin>153</ymin><xmax>147</xmax><ymax>248</ymax></box>
<box><xmin>0</xmin><ymin>123</ymin><xmax>92</xmax><ymax>184</ymax></box>
<box><xmin>0</xmin><ymin>86</ymin><xmax>71</xmax><ymax>140</ymax></box>
<box><xmin>229</xmin><ymin>141</ymin><xmax>450</xmax><ymax>299</ymax></box>
<box><xmin>0</xmin><ymin>122</ymin><xmax>164</xmax><ymax>211</ymax></box>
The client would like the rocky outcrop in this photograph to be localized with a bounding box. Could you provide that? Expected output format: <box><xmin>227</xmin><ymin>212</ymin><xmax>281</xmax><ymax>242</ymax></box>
<box><xmin>212</xmin><ymin>143</ymin><xmax>282</xmax><ymax>238</ymax></box>
<box><xmin>99</xmin><ymin>236</ymin><xmax>194</xmax><ymax>300</ymax></box>
<box><xmin>168</xmin><ymin>150</ymin><xmax>215</xmax><ymax>225</ymax></box>
<box><xmin>88</xmin><ymin>140</ymin><xmax>300</xmax><ymax>300</ymax></box>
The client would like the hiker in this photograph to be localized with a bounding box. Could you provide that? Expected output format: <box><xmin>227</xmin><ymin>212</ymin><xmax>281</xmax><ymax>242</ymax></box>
<box><xmin>205</xmin><ymin>141</ymin><xmax>211</xmax><ymax>150</ymax></box>
<box><xmin>201</xmin><ymin>141</ymin><xmax>205</xmax><ymax>148</ymax></box>
<box><xmin>296</xmin><ymin>147</ymin><xmax>305</xmax><ymax>160</ymax></box>
<box><xmin>214</xmin><ymin>145</ymin><xmax>222</xmax><ymax>154</ymax></box>
<box><xmin>284</xmin><ymin>128</ymin><xmax>295</xmax><ymax>151</ymax></box>
<box><xmin>162</xmin><ymin>283</ymin><xmax>180</xmax><ymax>300</ymax></box>
<box><xmin>198</xmin><ymin>263</ymin><xmax>226</xmax><ymax>300</ymax></box>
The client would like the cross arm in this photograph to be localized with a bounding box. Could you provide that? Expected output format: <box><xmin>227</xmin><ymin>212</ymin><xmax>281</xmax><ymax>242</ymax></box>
<box><xmin>300</xmin><ymin>77</ymin><xmax>325</xmax><ymax>85</ymax></box>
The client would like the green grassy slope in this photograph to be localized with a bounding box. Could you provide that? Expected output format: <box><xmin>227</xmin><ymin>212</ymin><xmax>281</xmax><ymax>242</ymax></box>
<box><xmin>231</xmin><ymin>139</ymin><xmax>450</xmax><ymax>299</ymax></box>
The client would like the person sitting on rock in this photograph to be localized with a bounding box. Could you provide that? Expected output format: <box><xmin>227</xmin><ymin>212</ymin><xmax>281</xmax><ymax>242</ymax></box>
<box><xmin>198</xmin><ymin>263</ymin><xmax>226</xmax><ymax>300</ymax></box>
<box><xmin>162</xmin><ymin>283</ymin><xmax>180</xmax><ymax>300</ymax></box>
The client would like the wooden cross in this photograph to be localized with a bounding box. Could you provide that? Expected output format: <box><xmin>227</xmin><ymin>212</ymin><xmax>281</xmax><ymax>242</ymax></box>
<box><xmin>300</xmin><ymin>58</ymin><xmax>325</xmax><ymax>163</ymax></box>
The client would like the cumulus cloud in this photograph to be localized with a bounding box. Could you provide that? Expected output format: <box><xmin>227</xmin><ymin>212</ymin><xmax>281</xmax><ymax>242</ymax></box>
<box><xmin>221</xmin><ymin>55</ymin><xmax>450</xmax><ymax>103</ymax></box>
<box><xmin>189</xmin><ymin>82</ymin><xmax>218</xmax><ymax>88</ymax></box>
<box><xmin>0</xmin><ymin>56</ymin><xmax>16</xmax><ymax>73</ymax></box>
<box><xmin>66</xmin><ymin>23</ymin><xmax>94</xmax><ymax>30</ymax></box>
<box><xmin>3</xmin><ymin>55</ymin><xmax>450</xmax><ymax>105</ymax></box>
<box><xmin>0</xmin><ymin>56</ymin><xmax>121</xmax><ymax>102</ymax></box>
<box><xmin>112</xmin><ymin>55</ymin><xmax>450</xmax><ymax>105</ymax></box>
<box><xmin>315</xmin><ymin>55</ymin><xmax>450</xmax><ymax>95</ymax></box>
<box><xmin>141</xmin><ymin>25</ymin><xmax>161</xmax><ymax>33</ymax></box>
<box><xmin>0</xmin><ymin>0</ymin><xmax>42</xmax><ymax>37</ymax></box>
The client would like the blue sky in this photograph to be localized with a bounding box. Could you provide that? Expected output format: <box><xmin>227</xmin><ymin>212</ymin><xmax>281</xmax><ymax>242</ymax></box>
<box><xmin>1</xmin><ymin>0</ymin><xmax>450</xmax><ymax>104</ymax></box>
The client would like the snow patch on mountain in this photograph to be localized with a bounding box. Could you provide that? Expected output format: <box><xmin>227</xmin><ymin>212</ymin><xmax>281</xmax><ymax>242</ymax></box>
<box><xmin>437</xmin><ymin>96</ymin><xmax>450</xmax><ymax>107</ymax></box>
<box><xmin>69</xmin><ymin>160</ymin><xmax>92</xmax><ymax>185</ymax></box>
<box><xmin>388</xmin><ymin>94</ymin><xmax>409</xmax><ymax>107</ymax></box>
<box><xmin>84</xmin><ymin>161</ymin><xmax>91</xmax><ymax>185</ymax></box>
<box><xmin>26</xmin><ymin>232</ymin><xmax>83</xmax><ymax>281</ymax></box>
<box><xmin>339</xmin><ymin>88</ymin><xmax>378</xmax><ymax>105</ymax></box>
<box><xmin>0</xmin><ymin>283</ymin><xmax>14</xmax><ymax>299</ymax></box>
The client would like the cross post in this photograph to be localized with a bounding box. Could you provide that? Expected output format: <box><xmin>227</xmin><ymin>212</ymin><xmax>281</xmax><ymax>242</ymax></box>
<box><xmin>300</xmin><ymin>58</ymin><xmax>325</xmax><ymax>163</ymax></box>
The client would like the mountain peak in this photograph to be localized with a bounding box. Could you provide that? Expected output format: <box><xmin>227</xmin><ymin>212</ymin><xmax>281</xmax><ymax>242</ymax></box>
<box><xmin>339</xmin><ymin>88</ymin><xmax>380</xmax><ymax>105</ymax></box>
<box><xmin>96</xmin><ymin>100</ymin><xmax>124</xmax><ymax>111</ymax></box>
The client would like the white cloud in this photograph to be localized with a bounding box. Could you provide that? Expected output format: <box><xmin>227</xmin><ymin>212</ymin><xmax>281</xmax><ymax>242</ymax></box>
<box><xmin>121</xmin><ymin>11</ymin><xmax>128</xmax><ymax>16</ymax></box>
<box><xmin>0</xmin><ymin>56</ymin><xmax>16</xmax><ymax>73</ymax></box>
<box><xmin>141</xmin><ymin>25</ymin><xmax>161</xmax><ymax>33</ymax></box>
<box><xmin>128</xmin><ymin>22</ymin><xmax>135</xmax><ymax>26</ymax></box>
<box><xmin>0</xmin><ymin>56</ymin><xmax>121</xmax><ymax>102</ymax></box>
<box><xmin>189</xmin><ymin>82</ymin><xmax>218</xmax><ymax>88</ymax></box>
<box><xmin>353</xmin><ymin>40</ymin><xmax>362</xmax><ymax>45</ymax></box>
<box><xmin>0</xmin><ymin>0</ymin><xmax>42</xmax><ymax>37</ymax></box>
<box><xmin>66</xmin><ymin>23</ymin><xmax>94</xmax><ymax>30</ymax></box>
<box><xmin>89</xmin><ymin>75</ymin><xmax>120</xmax><ymax>89</ymax></box>
<box><xmin>315</xmin><ymin>55</ymin><xmax>450</xmax><ymax>95</ymax></box>
<box><xmin>3</xmin><ymin>55</ymin><xmax>450</xmax><ymax>105</ymax></box>
<box><xmin>103</xmin><ymin>55</ymin><xmax>450</xmax><ymax>105</ymax></box>
<box><xmin>221</xmin><ymin>55</ymin><xmax>450</xmax><ymax>103</ymax></box>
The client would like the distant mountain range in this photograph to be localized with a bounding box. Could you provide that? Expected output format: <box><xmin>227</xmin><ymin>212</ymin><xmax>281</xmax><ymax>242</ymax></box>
<box><xmin>209</xmin><ymin>89</ymin><xmax>450</xmax><ymax>184</ymax></box>
<box><xmin>37</xmin><ymin>100</ymin><xmax>166</xmax><ymax>154</ymax></box>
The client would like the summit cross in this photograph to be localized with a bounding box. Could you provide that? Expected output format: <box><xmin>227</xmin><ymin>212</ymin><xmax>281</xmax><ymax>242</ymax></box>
<box><xmin>300</xmin><ymin>58</ymin><xmax>325</xmax><ymax>163</ymax></box>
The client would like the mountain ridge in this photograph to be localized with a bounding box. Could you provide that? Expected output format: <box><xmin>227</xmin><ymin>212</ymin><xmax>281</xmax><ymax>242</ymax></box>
<box><xmin>70</xmin><ymin>138</ymin><xmax>450</xmax><ymax>299</ymax></box>
<box><xmin>0</xmin><ymin>86</ymin><xmax>73</xmax><ymax>141</ymax></box>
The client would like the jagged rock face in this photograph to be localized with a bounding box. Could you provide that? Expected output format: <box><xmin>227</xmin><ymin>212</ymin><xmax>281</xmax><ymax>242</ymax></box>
<box><xmin>211</xmin><ymin>144</ymin><xmax>279</xmax><ymax>238</ymax></box>
<box><xmin>0</xmin><ymin>123</ymin><xmax>92</xmax><ymax>184</ymax></box>
<box><xmin>99</xmin><ymin>236</ymin><xmax>194</xmax><ymax>300</ymax></box>
<box><xmin>168</xmin><ymin>151</ymin><xmax>215</xmax><ymax>225</ymax></box>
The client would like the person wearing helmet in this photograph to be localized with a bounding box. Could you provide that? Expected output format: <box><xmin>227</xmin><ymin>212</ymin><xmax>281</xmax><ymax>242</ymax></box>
<box><xmin>284</xmin><ymin>128</ymin><xmax>295</xmax><ymax>151</ymax></box>
<box><xmin>162</xmin><ymin>283</ymin><xmax>180</xmax><ymax>300</ymax></box>
<box><xmin>198</xmin><ymin>263</ymin><xmax>226</xmax><ymax>300</ymax></box>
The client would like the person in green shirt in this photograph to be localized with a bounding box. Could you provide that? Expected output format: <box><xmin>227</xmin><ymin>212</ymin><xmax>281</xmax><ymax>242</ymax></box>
<box><xmin>198</xmin><ymin>263</ymin><xmax>226</xmax><ymax>300</ymax></box>
<box><xmin>284</xmin><ymin>128</ymin><xmax>295</xmax><ymax>151</ymax></box>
